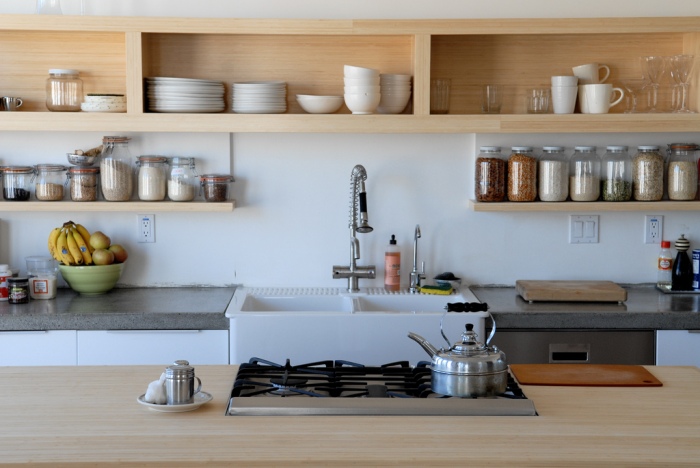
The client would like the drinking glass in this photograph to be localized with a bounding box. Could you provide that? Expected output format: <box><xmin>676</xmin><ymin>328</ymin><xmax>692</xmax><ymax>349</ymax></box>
<box><xmin>481</xmin><ymin>84</ymin><xmax>503</xmax><ymax>114</ymax></box>
<box><xmin>640</xmin><ymin>56</ymin><xmax>666</xmax><ymax>113</ymax></box>
<box><xmin>620</xmin><ymin>79</ymin><xmax>647</xmax><ymax>113</ymax></box>
<box><xmin>669</xmin><ymin>54</ymin><xmax>695</xmax><ymax>113</ymax></box>
<box><xmin>36</xmin><ymin>0</ymin><xmax>63</xmax><ymax>14</ymax></box>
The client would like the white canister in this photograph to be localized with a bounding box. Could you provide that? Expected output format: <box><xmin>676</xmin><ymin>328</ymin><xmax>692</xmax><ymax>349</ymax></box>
<box><xmin>0</xmin><ymin>264</ymin><xmax>11</xmax><ymax>301</ymax></box>
<box><xmin>29</xmin><ymin>275</ymin><xmax>57</xmax><ymax>300</ymax></box>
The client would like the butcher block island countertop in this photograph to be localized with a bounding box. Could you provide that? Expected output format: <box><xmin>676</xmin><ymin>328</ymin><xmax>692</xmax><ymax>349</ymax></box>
<box><xmin>1</xmin><ymin>366</ymin><xmax>699</xmax><ymax>467</ymax></box>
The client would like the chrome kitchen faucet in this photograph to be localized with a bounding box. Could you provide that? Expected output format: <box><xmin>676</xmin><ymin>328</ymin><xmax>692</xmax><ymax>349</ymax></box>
<box><xmin>409</xmin><ymin>224</ymin><xmax>426</xmax><ymax>293</ymax></box>
<box><xmin>332</xmin><ymin>164</ymin><xmax>376</xmax><ymax>292</ymax></box>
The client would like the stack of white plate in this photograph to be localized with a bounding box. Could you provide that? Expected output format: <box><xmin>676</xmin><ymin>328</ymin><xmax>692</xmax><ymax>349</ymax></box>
<box><xmin>377</xmin><ymin>74</ymin><xmax>412</xmax><ymax>114</ymax></box>
<box><xmin>232</xmin><ymin>81</ymin><xmax>287</xmax><ymax>114</ymax></box>
<box><xmin>81</xmin><ymin>94</ymin><xmax>126</xmax><ymax>113</ymax></box>
<box><xmin>343</xmin><ymin>65</ymin><xmax>381</xmax><ymax>114</ymax></box>
<box><xmin>146</xmin><ymin>77</ymin><xmax>225</xmax><ymax>113</ymax></box>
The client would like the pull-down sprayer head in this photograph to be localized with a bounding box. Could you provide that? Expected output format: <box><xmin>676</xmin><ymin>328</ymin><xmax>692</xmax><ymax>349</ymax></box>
<box><xmin>356</xmin><ymin>180</ymin><xmax>373</xmax><ymax>233</ymax></box>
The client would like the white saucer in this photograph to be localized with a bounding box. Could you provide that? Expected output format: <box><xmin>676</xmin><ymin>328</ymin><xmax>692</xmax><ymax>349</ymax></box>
<box><xmin>137</xmin><ymin>391</ymin><xmax>213</xmax><ymax>412</ymax></box>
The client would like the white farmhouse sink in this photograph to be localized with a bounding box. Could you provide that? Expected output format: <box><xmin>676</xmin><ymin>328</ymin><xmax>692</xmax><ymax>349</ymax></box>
<box><xmin>226</xmin><ymin>287</ymin><xmax>487</xmax><ymax>365</ymax></box>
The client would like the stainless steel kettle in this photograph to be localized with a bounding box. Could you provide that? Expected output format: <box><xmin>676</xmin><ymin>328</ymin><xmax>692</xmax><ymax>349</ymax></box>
<box><xmin>408</xmin><ymin>313</ymin><xmax>508</xmax><ymax>397</ymax></box>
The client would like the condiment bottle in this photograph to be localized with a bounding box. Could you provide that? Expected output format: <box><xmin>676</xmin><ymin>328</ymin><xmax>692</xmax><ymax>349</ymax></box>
<box><xmin>657</xmin><ymin>240</ymin><xmax>673</xmax><ymax>289</ymax></box>
<box><xmin>46</xmin><ymin>69</ymin><xmax>83</xmax><ymax>112</ymax></box>
<box><xmin>507</xmin><ymin>146</ymin><xmax>537</xmax><ymax>202</ymax></box>
<box><xmin>33</xmin><ymin>164</ymin><xmax>67</xmax><ymax>201</ymax></box>
<box><xmin>137</xmin><ymin>156</ymin><xmax>168</xmax><ymax>201</ymax></box>
<box><xmin>569</xmin><ymin>146</ymin><xmax>600</xmax><ymax>201</ymax></box>
<box><xmin>0</xmin><ymin>264</ymin><xmax>11</xmax><ymax>301</ymax></box>
<box><xmin>8</xmin><ymin>277</ymin><xmax>29</xmax><ymax>304</ymax></box>
<box><xmin>168</xmin><ymin>157</ymin><xmax>199</xmax><ymax>202</ymax></box>
<box><xmin>672</xmin><ymin>234</ymin><xmax>693</xmax><ymax>291</ymax></box>
<box><xmin>538</xmin><ymin>146</ymin><xmax>569</xmax><ymax>202</ymax></box>
<box><xmin>100</xmin><ymin>136</ymin><xmax>133</xmax><ymax>201</ymax></box>
<box><xmin>601</xmin><ymin>145</ymin><xmax>632</xmax><ymax>202</ymax></box>
<box><xmin>384</xmin><ymin>234</ymin><xmax>401</xmax><ymax>291</ymax></box>
<box><xmin>632</xmin><ymin>145</ymin><xmax>664</xmax><ymax>201</ymax></box>
<box><xmin>2</xmin><ymin>166</ymin><xmax>33</xmax><ymax>201</ymax></box>
<box><xmin>475</xmin><ymin>146</ymin><xmax>506</xmax><ymax>202</ymax></box>
<box><xmin>667</xmin><ymin>143</ymin><xmax>698</xmax><ymax>201</ymax></box>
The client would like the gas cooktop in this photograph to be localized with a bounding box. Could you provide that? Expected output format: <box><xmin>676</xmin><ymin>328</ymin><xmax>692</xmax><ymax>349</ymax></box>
<box><xmin>226</xmin><ymin>358</ymin><xmax>537</xmax><ymax>416</ymax></box>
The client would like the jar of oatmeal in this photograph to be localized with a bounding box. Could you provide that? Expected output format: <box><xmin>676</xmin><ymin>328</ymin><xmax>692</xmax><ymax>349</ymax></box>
<box><xmin>667</xmin><ymin>143</ymin><xmax>698</xmax><ymax>201</ymax></box>
<box><xmin>137</xmin><ymin>156</ymin><xmax>168</xmax><ymax>201</ymax></box>
<box><xmin>100</xmin><ymin>136</ymin><xmax>133</xmax><ymax>201</ymax></box>
<box><xmin>632</xmin><ymin>145</ymin><xmax>664</xmax><ymax>201</ymax></box>
<box><xmin>507</xmin><ymin>146</ymin><xmax>537</xmax><ymax>202</ymax></box>
<box><xmin>168</xmin><ymin>157</ymin><xmax>199</xmax><ymax>202</ymax></box>
<box><xmin>67</xmin><ymin>166</ymin><xmax>100</xmax><ymax>201</ymax></box>
<box><xmin>601</xmin><ymin>146</ymin><xmax>632</xmax><ymax>202</ymax></box>
<box><xmin>569</xmin><ymin>146</ymin><xmax>600</xmax><ymax>201</ymax></box>
<box><xmin>538</xmin><ymin>146</ymin><xmax>569</xmax><ymax>202</ymax></box>
<box><xmin>200</xmin><ymin>174</ymin><xmax>234</xmax><ymax>202</ymax></box>
<box><xmin>33</xmin><ymin>164</ymin><xmax>67</xmax><ymax>201</ymax></box>
<box><xmin>475</xmin><ymin>146</ymin><xmax>506</xmax><ymax>202</ymax></box>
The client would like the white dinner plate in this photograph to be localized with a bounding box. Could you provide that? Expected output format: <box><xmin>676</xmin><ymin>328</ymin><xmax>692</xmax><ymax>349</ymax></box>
<box><xmin>137</xmin><ymin>391</ymin><xmax>213</xmax><ymax>412</ymax></box>
<box><xmin>147</xmin><ymin>77</ymin><xmax>223</xmax><ymax>86</ymax></box>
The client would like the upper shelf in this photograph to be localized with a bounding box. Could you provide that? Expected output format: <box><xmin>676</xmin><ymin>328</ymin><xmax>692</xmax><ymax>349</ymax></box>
<box><xmin>469</xmin><ymin>200</ymin><xmax>700</xmax><ymax>212</ymax></box>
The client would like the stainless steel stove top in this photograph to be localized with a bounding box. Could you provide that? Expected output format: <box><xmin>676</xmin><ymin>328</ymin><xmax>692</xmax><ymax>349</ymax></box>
<box><xmin>226</xmin><ymin>358</ymin><xmax>537</xmax><ymax>416</ymax></box>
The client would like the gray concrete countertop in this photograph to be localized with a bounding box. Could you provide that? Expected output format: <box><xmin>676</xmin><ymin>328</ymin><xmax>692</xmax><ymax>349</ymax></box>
<box><xmin>471</xmin><ymin>285</ymin><xmax>700</xmax><ymax>330</ymax></box>
<box><xmin>0</xmin><ymin>287</ymin><xmax>234</xmax><ymax>331</ymax></box>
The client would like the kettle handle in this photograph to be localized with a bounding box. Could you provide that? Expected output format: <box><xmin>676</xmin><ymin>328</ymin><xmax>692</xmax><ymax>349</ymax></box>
<box><xmin>440</xmin><ymin>305</ymin><xmax>496</xmax><ymax>346</ymax></box>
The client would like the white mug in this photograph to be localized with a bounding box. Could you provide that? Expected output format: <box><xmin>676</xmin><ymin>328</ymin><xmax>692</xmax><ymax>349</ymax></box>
<box><xmin>551</xmin><ymin>86</ymin><xmax>578</xmax><ymax>114</ymax></box>
<box><xmin>572</xmin><ymin>63</ymin><xmax>611</xmax><ymax>85</ymax></box>
<box><xmin>578</xmin><ymin>83</ymin><xmax>624</xmax><ymax>114</ymax></box>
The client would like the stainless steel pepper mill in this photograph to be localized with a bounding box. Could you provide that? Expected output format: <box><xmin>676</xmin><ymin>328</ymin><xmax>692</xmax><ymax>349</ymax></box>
<box><xmin>165</xmin><ymin>360</ymin><xmax>202</xmax><ymax>405</ymax></box>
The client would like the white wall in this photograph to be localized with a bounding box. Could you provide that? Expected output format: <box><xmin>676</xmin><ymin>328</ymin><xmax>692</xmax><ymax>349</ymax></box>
<box><xmin>1</xmin><ymin>1</ymin><xmax>700</xmax><ymax>288</ymax></box>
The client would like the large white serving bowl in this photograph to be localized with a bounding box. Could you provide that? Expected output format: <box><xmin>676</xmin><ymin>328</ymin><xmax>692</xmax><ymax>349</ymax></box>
<box><xmin>343</xmin><ymin>64</ymin><xmax>380</xmax><ymax>78</ymax></box>
<box><xmin>344</xmin><ymin>92</ymin><xmax>381</xmax><ymax>114</ymax></box>
<box><xmin>296</xmin><ymin>94</ymin><xmax>344</xmax><ymax>114</ymax></box>
<box><xmin>343</xmin><ymin>76</ymin><xmax>380</xmax><ymax>86</ymax></box>
<box><xmin>344</xmin><ymin>85</ymin><xmax>381</xmax><ymax>94</ymax></box>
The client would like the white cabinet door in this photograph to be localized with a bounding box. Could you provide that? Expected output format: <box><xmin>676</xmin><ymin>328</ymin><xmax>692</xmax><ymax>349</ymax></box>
<box><xmin>77</xmin><ymin>330</ymin><xmax>229</xmax><ymax>365</ymax></box>
<box><xmin>0</xmin><ymin>330</ymin><xmax>76</xmax><ymax>366</ymax></box>
<box><xmin>656</xmin><ymin>330</ymin><xmax>700</xmax><ymax>366</ymax></box>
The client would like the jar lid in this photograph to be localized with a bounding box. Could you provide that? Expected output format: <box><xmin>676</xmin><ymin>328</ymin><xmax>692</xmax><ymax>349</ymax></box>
<box><xmin>479</xmin><ymin>146</ymin><xmax>501</xmax><ymax>152</ymax></box>
<box><xmin>542</xmin><ymin>146</ymin><xmax>565</xmax><ymax>151</ymax></box>
<box><xmin>669</xmin><ymin>143</ymin><xmax>698</xmax><ymax>150</ymax></box>
<box><xmin>8</xmin><ymin>277</ymin><xmax>28</xmax><ymax>283</ymax></box>
<box><xmin>511</xmin><ymin>146</ymin><xmax>533</xmax><ymax>152</ymax></box>
<box><xmin>170</xmin><ymin>156</ymin><xmax>196</xmax><ymax>164</ymax></box>
<box><xmin>200</xmin><ymin>174</ymin><xmax>234</xmax><ymax>183</ymax></box>
<box><xmin>574</xmin><ymin>146</ymin><xmax>596</xmax><ymax>151</ymax></box>
<box><xmin>2</xmin><ymin>165</ymin><xmax>34</xmax><ymax>173</ymax></box>
<box><xmin>637</xmin><ymin>145</ymin><xmax>660</xmax><ymax>151</ymax></box>
<box><xmin>0</xmin><ymin>264</ymin><xmax>9</xmax><ymax>271</ymax></box>
<box><xmin>34</xmin><ymin>164</ymin><xmax>67</xmax><ymax>172</ymax></box>
<box><xmin>68</xmin><ymin>166</ymin><xmax>100</xmax><ymax>174</ymax></box>
<box><xmin>606</xmin><ymin>145</ymin><xmax>628</xmax><ymax>151</ymax></box>
<box><xmin>49</xmin><ymin>68</ymin><xmax>79</xmax><ymax>75</ymax></box>
<box><xmin>102</xmin><ymin>136</ymin><xmax>130</xmax><ymax>143</ymax></box>
<box><xmin>137</xmin><ymin>155</ymin><xmax>168</xmax><ymax>163</ymax></box>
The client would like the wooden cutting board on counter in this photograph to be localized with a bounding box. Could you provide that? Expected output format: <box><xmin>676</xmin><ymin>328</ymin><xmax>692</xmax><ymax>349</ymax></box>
<box><xmin>510</xmin><ymin>364</ymin><xmax>662</xmax><ymax>387</ymax></box>
<box><xmin>515</xmin><ymin>280</ymin><xmax>627</xmax><ymax>302</ymax></box>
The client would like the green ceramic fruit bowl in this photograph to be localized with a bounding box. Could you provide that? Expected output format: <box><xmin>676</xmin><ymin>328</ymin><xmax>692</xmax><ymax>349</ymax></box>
<box><xmin>58</xmin><ymin>262</ymin><xmax>125</xmax><ymax>295</ymax></box>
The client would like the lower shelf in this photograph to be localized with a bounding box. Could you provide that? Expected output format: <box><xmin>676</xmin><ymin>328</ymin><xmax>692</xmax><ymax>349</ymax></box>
<box><xmin>469</xmin><ymin>199</ymin><xmax>700</xmax><ymax>212</ymax></box>
<box><xmin>0</xmin><ymin>200</ymin><xmax>235</xmax><ymax>213</ymax></box>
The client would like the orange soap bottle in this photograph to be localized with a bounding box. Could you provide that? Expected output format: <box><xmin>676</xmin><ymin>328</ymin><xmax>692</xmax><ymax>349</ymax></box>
<box><xmin>384</xmin><ymin>235</ymin><xmax>401</xmax><ymax>291</ymax></box>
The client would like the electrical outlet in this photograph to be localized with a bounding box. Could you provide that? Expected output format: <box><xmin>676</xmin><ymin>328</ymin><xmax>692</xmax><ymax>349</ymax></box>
<box><xmin>644</xmin><ymin>215</ymin><xmax>663</xmax><ymax>244</ymax></box>
<box><xmin>138</xmin><ymin>214</ymin><xmax>155</xmax><ymax>243</ymax></box>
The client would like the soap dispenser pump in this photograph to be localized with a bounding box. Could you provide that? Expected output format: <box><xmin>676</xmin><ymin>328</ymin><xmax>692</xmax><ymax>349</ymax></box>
<box><xmin>672</xmin><ymin>234</ymin><xmax>693</xmax><ymax>291</ymax></box>
<box><xmin>384</xmin><ymin>235</ymin><xmax>401</xmax><ymax>291</ymax></box>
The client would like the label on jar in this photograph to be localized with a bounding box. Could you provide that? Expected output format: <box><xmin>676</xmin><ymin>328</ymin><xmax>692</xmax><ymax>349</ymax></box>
<box><xmin>9</xmin><ymin>284</ymin><xmax>29</xmax><ymax>304</ymax></box>
<box><xmin>30</xmin><ymin>276</ymin><xmax>57</xmax><ymax>299</ymax></box>
<box><xmin>0</xmin><ymin>273</ymin><xmax>9</xmax><ymax>301</ymax></box>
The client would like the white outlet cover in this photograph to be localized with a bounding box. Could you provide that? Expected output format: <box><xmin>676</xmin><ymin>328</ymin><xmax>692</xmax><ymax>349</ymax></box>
<box><xmin>569</xmin><ymin>215</ymin><xmax>599</xmax><ymax>244</ymax></box>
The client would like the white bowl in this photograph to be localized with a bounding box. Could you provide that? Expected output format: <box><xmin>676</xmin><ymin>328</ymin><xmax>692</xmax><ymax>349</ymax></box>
<box><xmin>344</xmin><ymin>93</ymin><xmax>381</xmax><ymax>114</ymax></box>
<box><xmin>376</xmin><ymin>105</ymin><xmax>408</xmax><ymax>114</ymax></box>
<box><xmin>379</xmin><ymin>93</ymin><xmax>410</xmax><ymax>108</ymax></box>
<box><xmin>344</xmin><ymin>65</ymin><xmax>380</xmax><ymax>78</ymax></box>
<box><xmin>344</xmin><ymin>85</ymin><xmax>381</xmax><ymax>94</ymax></box>
<box><xmin>380</xmin><ymin>74</ymin><xmax>412</xmax><ymax>82</ymax></box>
<box><xmin>343</xmin><ymin>76</ymin><xmax>380</xmax><ymax>86</ymax></box>
<box><xmin>296</xmin><ymin>95</ymin><xmax>344</xmax><ymax>114</ymax></box>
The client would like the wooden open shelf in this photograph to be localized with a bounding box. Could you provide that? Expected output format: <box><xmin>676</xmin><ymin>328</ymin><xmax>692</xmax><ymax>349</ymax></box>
<box><xmin>0</xmin><ymin>201</ymin><xmax>235</xmax><ymax>213</ymax></box>
<box><xmin>469</xmin><ymin>200</ymin><xmax>700</xmax><ymax>212</ymax></box>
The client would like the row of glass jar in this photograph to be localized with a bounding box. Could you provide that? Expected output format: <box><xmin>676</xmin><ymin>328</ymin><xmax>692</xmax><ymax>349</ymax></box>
<box><xmin>475</xmin><ymin>143</ymin><xmax>698</xmax><ymax>203</ymax></box>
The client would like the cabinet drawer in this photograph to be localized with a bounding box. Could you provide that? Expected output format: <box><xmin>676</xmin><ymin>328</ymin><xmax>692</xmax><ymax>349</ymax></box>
<box><xmin>656</xmin><ymin>330</ymin><xmax>700</xmax><ymax>366</ymax></box>
<box><xmin>0</xmin><ymin>330</ymin><xmax>76</xmax><ymax>366</ymax></box>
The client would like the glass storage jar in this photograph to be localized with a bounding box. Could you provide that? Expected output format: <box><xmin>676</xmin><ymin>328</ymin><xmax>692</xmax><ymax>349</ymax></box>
<box><xmin>601</xmin><ymin>146</ymin><xmax>632</xmax><ymax>201</ymax></box>
<box><xmin>33</xmin><ymin>164</ymin><xmax>67</xmax><ymax>201</ymax></box>
<box><xmin>67</xmin><ymin>166</ymin><xmax>100</xmax><ymax>201</ymax></box>
<box><xmin>569</xmin><ymin>146</ymin><xmax>600</xmax><ymax>201</ymax></box>
<box><xmin>200</xmin><ymin>174</ymin><xmax>234</xmax><ymax>202</ymax></box>
<box><xmin>2</xmin><ymin>166</ymin><xmax>33</xmax><ymax>201</ymax></box>
<box><xmin>507</xmin><ymin>146</ymin><xmax>537</xmax><ymax>202</ymax></box>
<box><xmin>474</xmin><ymin>146</ymin><xmax>506</xmax><ymax>202</ymax></box>
<box><xmin>632</xmin><ymin>145</ymin><xmax>664</xmax><ymax>201</ymax></box>
<box><xmin>100</xmin><ymin>136</ymin><xmax>133</xmax><ymax>201</ymax></box>
<box><xmin>667</xmin><ymin>143</ymin><xmax>698</xmax><ymax>201</ymax></box>
<box><xmin>168</xmin><ymin>157</ymin><xmax>199</xmax><ymax>202</ymax></box>
<box><xmin>538</xmin><ymin>146</ymin><xmax>569</xmax><ymax>202</ymax></box>
<box><xmin>137</xmin><ymin>156</ymin><xmax>168</xmax><ymax>201</ymax></box>
<box><xmin>46</xmin><ymin>69</ymin><xmax>83</xmax><ymax>112</ymax></box>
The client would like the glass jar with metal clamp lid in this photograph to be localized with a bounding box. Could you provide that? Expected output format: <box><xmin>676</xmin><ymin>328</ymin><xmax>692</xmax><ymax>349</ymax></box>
<box><xmin>167</xmin><ymin>157</ymin><xmax>199</xmax><ymax>202</ymax></box>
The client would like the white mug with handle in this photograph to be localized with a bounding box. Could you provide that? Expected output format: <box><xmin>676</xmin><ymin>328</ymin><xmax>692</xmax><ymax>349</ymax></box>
<box><xmin>572</xmin><ymin>63</ymin><xmax>611</xmax><ymax>85</ymax></box>
<box><xmin>579</xmin><ymin>83</ymin><xmax>624</xmax><ymax>114</ymax></box>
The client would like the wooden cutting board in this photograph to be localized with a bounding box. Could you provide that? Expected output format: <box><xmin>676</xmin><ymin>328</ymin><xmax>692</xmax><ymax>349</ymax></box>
<box><xmin>510</xmin><ymin>364</ymin><xmax>662</xmax><ymax>387</ymax></box>
<box><xmin>515</xmin><ymin>280</ymin><xmax>627</xmax><ymax>302</ymax></box>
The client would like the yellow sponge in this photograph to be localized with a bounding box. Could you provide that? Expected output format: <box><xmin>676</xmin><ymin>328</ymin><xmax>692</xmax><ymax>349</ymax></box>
<box><xmin>419</xmin><ymin>284</ymin><xmax>453</xmax><ymax>295</ymax></box>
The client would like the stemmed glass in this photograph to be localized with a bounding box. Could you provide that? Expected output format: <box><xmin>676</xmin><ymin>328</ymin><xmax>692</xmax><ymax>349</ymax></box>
<box><xmin>621</xmin><ymin>79</ymin><xmax>648</xmax><ymax>113</ymax></box>
<box><xmin>669</xmin><ymin>54</ymin><xmax>696</xmax><ymax>113</ymax></box>
<box><xmin>640</xmin><ymin>56</ymin><xmax>666</xmax><ymax>113</ymax></box>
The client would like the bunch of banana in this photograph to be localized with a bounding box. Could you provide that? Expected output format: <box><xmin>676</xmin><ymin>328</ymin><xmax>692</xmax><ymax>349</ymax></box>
<box><xmin>48</xmin><ymin>221</ymin><xmax>94</xmax><ymax>266</ymax></box>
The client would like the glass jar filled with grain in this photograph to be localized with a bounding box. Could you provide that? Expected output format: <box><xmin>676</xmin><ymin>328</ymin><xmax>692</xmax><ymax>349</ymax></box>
<box><xmin>569</xmin><ymin>146</ymin><xmax>600</xmax><ymax>202</ymax></box>
<box><xmin>507</xmin><ymin>146</ymin><xmax>537</xmax><ymax>202</ymax></box>
<box><xmin>100</xmin><ymin>136</ymin><xmax>133</xmax><ymax>201</ymax></box>
<box><xmin>136</xmin><ymin>156</ymin><xmax>168</xmax><ymax>201</ymax></box>
<box><xmin>601</xmin><ymin>146</ymin><xmax>632</xmax><ymax>202</ymax></box>
<box><xmin>632</xmin><ymin>145</ymin><xmax>664</xmax><ymax>201</ymax></box>
<box><xmin>67</xmin><ymin>166</ymin><xmax>100</xmax><ymax>202</ymax></box>
<box><xmin>200</xmin><ymin>174</ymin><xmax>234</xmax><ymax>202</ymax></box>
<box><xmin>475</xmin><ymin>146</ymin><xmax>506</xmax><ymax>202</ymax></box>
<box><xmin>667</xmin><ymin>143</ymin><xmax>698</xmax><ymax>201</ymax></box>
<box><xmin>538</xmin><ymin>146</ymin><xmax>569</xmax><ymax>202</ymax></box>
<box><xmin>33</xmin><ymin>164</ymin><xmax>67</xmax><ymax>201</ymax></box>
<box><xmin>168</xmin><ymin>157</ymin><xmax>199</xmax><ymax>202</ymax></box>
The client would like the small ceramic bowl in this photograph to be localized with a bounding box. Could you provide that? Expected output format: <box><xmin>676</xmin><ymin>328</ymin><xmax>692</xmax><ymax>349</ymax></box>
<box><xmin>296</xmin><ymin>95</ymin><xmax>344</xmax><ymax>114</ymax></box>
<box><xmin>66</xmin><ymin>153</ymin><xmax>97</xmax><ymax>166</ymax></box>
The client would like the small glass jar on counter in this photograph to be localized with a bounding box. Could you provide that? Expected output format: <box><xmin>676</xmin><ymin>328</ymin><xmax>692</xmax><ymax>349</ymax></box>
<box><xmin>507</xmin><ymin>146</ymin><xmax>537</xmax><ymax>202</ymax></box>
<box><xmin>569</xmin><ymin>146</ymin><xmax>600</xmax><ymax>202</ymax></box>
<box><xmin>667</xmin><ymin>143</ymin><xmax>698</xmax><ymax>201</ymax></box>
<box><xmin>474</xmin><ymin>146</ymin><xmax>506</xmax><ymax>202</ymax></box>
<box><xmin>601</xmin><ymin>146</ymin><xmax>632</xmax><ymax>202</ymax></box>
<box><xmin>46</xmin><ymin>69</ymin><xmax>83</xmax><ymax>112</ymax></box>
<box><xmin>538</xmin><ymin>146</ymin><xmax>569</xmax><ymax>202</ymax></box>
<box><xmin>100</xmin><ymin>136</ymin><xmax>133</xmax><ymax>201</ymax></box>
<box><xmin>33</xmin><ymin>164</ymin><xmax>67</xmax><ymax>201</ymax></box>
<box><xmin>632</xmin><ymin>145</ymin><xmax>664</xmax><ymax>201</ymax></box>
<box><xmin>67</xmin><ymin>166</ymin><xmax>100</xmax><ymax>201</ymax></box>
<box><xmin>200</xmin><ymin>174</ymin><xmax>234</xmax><ymax>202</ymax></box>
<box><xmin>2</xmin><ymin>166</ymin><xmax>33</xmax><ymax>201</ymax></box>
<box><xmin>137</xmin><ymin>156</ymin><xmax>168</xmax><ymax>201</ymax></box>
<box><xmin>8</xmin><ymin>277</ymin><xmax>29</xmax><ymax>304</ymax></box>
<box><xmin>168</xmin><ymin>157</ymin><xmax>199</xmax><ymax>202</ymax></box>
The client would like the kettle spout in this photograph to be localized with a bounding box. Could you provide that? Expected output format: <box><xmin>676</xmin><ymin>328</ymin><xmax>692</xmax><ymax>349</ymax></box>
<box><xmin>407</xmin><ymin>332</ymin><xmax>440</xmax><ymax>358</ymax></box>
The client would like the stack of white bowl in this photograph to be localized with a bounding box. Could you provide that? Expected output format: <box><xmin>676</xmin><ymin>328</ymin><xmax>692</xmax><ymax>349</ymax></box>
<box><xmin>146</xmin><ymin>77</ymin><xmax>225</xmax><ymax>113</ymax></box>
<box><xmin>232</xmin><ymin>81</ymin><xmax>287</xmax><ymax>114</ymax></box>
<box><xmin>377</xmin><ymin>74</ymin><xmax>412</xmax><ymax>114</ymax></box>
<box><xmin>80</xmin><ymin>94</ymin><xmax>126</xmax><ymax>113</ymax></box>
<box><xmin>344</xmin><ymin>65</ymin><xmax>381</xmax><ymax>114</ymax></box>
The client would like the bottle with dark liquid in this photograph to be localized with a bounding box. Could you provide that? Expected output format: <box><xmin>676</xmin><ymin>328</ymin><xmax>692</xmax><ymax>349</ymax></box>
<box><xmin>671</xmin><ymin>234</ymin><xmax>693</xmax><ymax>291</ymax></box>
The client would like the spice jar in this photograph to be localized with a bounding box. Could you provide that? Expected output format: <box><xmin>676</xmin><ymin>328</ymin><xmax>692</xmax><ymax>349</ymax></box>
<box><xmin>667</xmin><ymin>143</ymin><xmax>698</xmax><ymax>201</ymax></box>
<box><xmin>632</xmin><ymin>145</ymin><xmax>664</xmax><ymax>201</ymax></box>
<box><xmin>46</xmin><ymin>69</ymin><xmax>83</xmax><ymax>112</ymax></box>
<box><xmin>2</xmin><ymin>166</ymin><xmax>33</xmax><ymax>201</ymax></box>
<box><xmin>538</xmin><ymin>146</ymin><xmax>569</xmax><ymax>202</ymax></box>
<box><xmin>507</xmin><ymin>146</ymin><xmax>537</xmax><ymax>202</ymax></box>
<box><xmin>33</xmin><ymin>164</ymin><xmax>67</xmax><ymax>201</ymax></box>
<box><xmin>569</xmin><ymin>146</ymin><xmax>600</xmax><ymax>201</ymax></box>
<box><xmin>200</xmin><ymin>174</ymin><xmax>234</xmax><ymax>202</ymax></box>
<box><xmin>168</xmin><ymin>157</ymin><xmax>199</xmax><ymax>202</ymax></box>
<box><xmin>67</xmin><ymin>166</ymin><xmax>100</xmax><ymax>201</ymax></box>
<box><xmin>8</xmin><ymin>277</ymin><xmax>29</xmax><ymax>304</ymax></box>
<box><xmin>137</xmin><ymin>156</ymin><xmax>168</xmax><ymax>201</ymax></box>
<box><xmin>601</xmin><ymin>146</ymin><xmax>632</xmax><ymax>202</ymax></box>
<box><xmin>100</xmin><ymin>136</ymin><xmax>133</xmax><ymax>201</ymax></box>
<box><xmin>475</xmin><ymin>146</ymin><xmax>506</xmax><ymax>202</ymax></box>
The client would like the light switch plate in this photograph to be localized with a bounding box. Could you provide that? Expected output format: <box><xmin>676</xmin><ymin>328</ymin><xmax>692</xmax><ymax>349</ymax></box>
<box><xmin>569</xmin><ymin>215</ymin><xmax>599</xmax><ymax>244</ymax></box>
